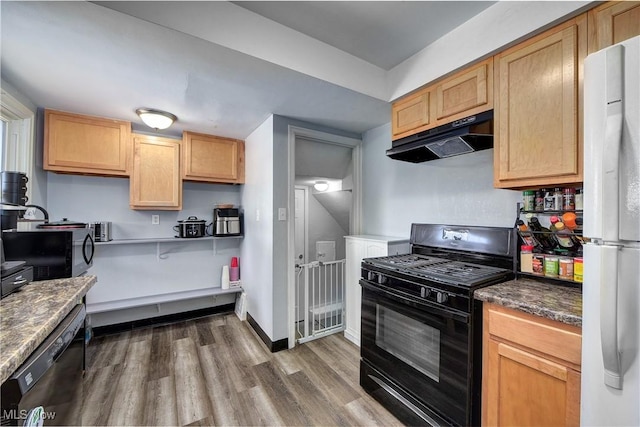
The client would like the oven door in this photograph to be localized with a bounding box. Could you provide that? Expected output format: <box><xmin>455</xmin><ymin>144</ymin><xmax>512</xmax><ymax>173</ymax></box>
<box><xmin>360</xmin><ymin>281</ymin><xmax>471</xmax><ymax>426</ymax></box>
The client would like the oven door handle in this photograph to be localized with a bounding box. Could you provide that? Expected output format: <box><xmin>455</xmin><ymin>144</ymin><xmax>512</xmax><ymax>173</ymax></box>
<box><xmin>361</xmin><ymin>280</ymin><xmax>470</xmax><ymax>324</ymax></box>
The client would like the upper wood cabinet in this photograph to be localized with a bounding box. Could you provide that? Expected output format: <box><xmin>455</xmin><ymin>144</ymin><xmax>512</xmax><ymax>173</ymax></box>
<box><xmin>391</xmin><ymin>58</ymin><xmax>493</xmax><ymax>140</ymax></box>
<box><xmin>44</xmin><ymin>109</ymin><xmax>131</xmax><ymax>176</ymax></box>
<box><xmin>182</xmin><ymin>131</ymin><xmax>245</xmax><ymax>184</ymax></box>
<box><xmin>482</xmin><ymin>303</ymin><xmax>582</xmax><ymax>427</ymax></box>
<box><xmin>588</xmin><ymin>1</ymin><xmax>640</xmax><ymax>53</ymax></box>
<box><xmin>493</xmin><ymin>15</ymin><xmax>587</xmax><ymax>189</ymax></box>
<box><xmin>130</xmin><ymin>134</ymin><xmax>181</xmax><ymax>210</ymax></box>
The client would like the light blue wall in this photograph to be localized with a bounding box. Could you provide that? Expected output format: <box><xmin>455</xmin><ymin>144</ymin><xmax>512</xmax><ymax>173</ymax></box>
<box><xmin>361</xmin><ymin>123</ymin><xmax>521</xmax><ymax>237</ymax></box>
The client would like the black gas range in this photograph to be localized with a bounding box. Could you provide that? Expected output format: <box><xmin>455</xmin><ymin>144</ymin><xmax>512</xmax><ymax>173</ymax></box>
<box><xmin>359</xmin><ymin>224</ymin><xmax>515</xmax><ymax>426</ymax></box>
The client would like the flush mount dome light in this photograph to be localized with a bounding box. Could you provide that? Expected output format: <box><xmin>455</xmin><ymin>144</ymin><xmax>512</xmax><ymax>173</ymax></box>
<box><xmin>314</xmin><ymin>180</ymin><xmax>329</xmax><ymax>192</ymax></box>
<box><xmin>136</xmin><ymin>108</ymin><xmax>177</xmax><ymax>130</ymax></box>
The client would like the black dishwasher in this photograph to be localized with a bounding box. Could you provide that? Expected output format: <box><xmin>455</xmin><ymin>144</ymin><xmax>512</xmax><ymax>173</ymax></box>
<box><xmin>1</xmin><ymin>304</ymin><xmax>85</xmax><ymax>426</ymax></box>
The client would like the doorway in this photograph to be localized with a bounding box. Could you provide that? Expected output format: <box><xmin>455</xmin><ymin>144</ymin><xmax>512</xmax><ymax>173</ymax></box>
<box><xmin>287</xmin><ymin>126</ymin><xmax>362</xmax><ymax>347</ymax></box>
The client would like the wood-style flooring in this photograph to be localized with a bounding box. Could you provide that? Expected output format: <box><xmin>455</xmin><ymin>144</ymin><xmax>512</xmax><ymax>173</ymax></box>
<box><xmin>82</xmin><ymin>312</ymin><xmax>402</xmax><ymax>426</ymax></box>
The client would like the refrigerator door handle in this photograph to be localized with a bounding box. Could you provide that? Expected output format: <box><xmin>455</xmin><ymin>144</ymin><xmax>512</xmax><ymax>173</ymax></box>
<box><xmin>601</xmin><ymin>45</ymin><xmax>624</xmax><ymax>243</ymax></box>
<box><xmin>600</xmin><ymin>244</ymin><xmax>623</xmax><ymax>389</ymax></box>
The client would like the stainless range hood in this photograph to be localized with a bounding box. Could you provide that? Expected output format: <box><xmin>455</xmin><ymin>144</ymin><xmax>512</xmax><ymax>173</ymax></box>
<box><xmin>386</xmin><ymin>110</ymin><xmax>493</xmax><ymax>163</ymax></box>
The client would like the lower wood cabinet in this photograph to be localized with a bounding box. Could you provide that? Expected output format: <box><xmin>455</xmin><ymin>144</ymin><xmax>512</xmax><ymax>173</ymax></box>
<box><xmin>482</xmin><ymin>303</ymin><xmax>582</xmax><ymax>426</ymax></box>
<box><xmin>130</xmin><ymin>134</ymin><xmax>181</xmax><ymax>210</ymax></box>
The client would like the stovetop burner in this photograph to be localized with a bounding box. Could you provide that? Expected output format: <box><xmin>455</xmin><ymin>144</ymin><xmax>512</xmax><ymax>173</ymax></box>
<box><xmin>364</xmin><ymin>253</ymin><xmax>510</xmax><ymax>287</ymax></box>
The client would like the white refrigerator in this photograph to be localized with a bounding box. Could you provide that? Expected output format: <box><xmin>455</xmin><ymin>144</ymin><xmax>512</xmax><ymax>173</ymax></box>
<box><xmin>581</xmin><ymin>35</ymin><xmax>640</xmax><ymax>425</ymax></box>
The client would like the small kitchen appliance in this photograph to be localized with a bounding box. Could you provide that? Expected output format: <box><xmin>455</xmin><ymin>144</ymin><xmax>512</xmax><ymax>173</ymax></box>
<box><xmin>359</xmin><ymin>223</ymin><xmax>514</xmax><ymax>426</ymax></box>
<box><xmin>91</xmin><ymin>221</ymin><xmax>112</xmax><ymax>242</ymax></box>
<box><xmin>1</xmin><ymin>227</ymin><xmax>94</xmax><ymax>281</ymax></box>
<box><xmin>581</xmin><ymin>35</ymin><xmax>640</xmax><ymax>425</ymax></box>
<box><xmin>213</xmin><ymin>208</ymin><xmax>243</xmax><ymax>236</ymax></box>
<box><xmin>174</xmin><ymin>216</ymin><xmax>208</xmax><ymax>238</ymax></box>
<box><xmin>1</xmin><ymin>236</ymin><xmax>32</xmax><ymax>299</ymax></box>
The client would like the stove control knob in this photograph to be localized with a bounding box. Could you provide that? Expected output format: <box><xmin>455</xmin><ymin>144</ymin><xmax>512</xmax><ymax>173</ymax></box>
<box><xmin>420</xmin><ymin>287</ymin><xmax>430</xmax><ymax>298</ymax></box>
<box><xmin>378</xmin><ymin>275</ymin><xmax>387</xmax><ymax>285</ymax></box>
<box><xmin>367</xmin><ymin>271</ymin><xmax>377</xmax><ymax>282</ymax></box>
<box><xmin>436</xmin><ymin>292</ymin><xmax>448</xmax><ymax>304</ymax></box>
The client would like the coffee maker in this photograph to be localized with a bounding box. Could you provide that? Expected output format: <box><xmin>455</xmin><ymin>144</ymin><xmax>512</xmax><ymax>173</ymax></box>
<box><xmin>213</xmin><ymin>208</ymin><xmax>243</xmax><ymax>236</ymax></box>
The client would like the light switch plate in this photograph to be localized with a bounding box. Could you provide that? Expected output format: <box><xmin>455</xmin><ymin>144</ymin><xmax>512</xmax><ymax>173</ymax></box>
<box><xmin>151</xmin><ymin>215</ymin><xmax>160</xmax><ymax>225</ymax></box>
<box><xmin>278</xmin><ymin>208</ymin><xmax>287</xmax><ymax>221</ymax></box>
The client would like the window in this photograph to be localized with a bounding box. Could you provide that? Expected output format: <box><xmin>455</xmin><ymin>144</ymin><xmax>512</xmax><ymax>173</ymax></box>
<box><xmin>1</xmin><ymin>85</ymin><xmax>35</xmax><ymax>201</ymax></box>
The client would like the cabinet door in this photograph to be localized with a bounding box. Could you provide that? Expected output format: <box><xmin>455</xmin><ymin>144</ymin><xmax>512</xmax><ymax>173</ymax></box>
<box><xmin>391</xmin><ymin>89</ymin><xmax>431</xmax><ymax>140</ymax></box>
<box><xmin>494</xmin><ymin>16</ymin><xmax>587</xmax><ymax>189</ymax></box>
<box><xmin>483</xmin><ymin>339</ymin><xmax>581</xmax><ymax>427</ymax></box>
<box><xmin>589</xmin><ymin>1</ymin><xmax>640</xmax><ymax>53</ymax></box>
<box><xmin>434</xmin><ymin>58</ymin><xmax>493</xmax><ymax>123</ymax></box>
<box><xmin>130</xmin><ymin>134</ymin><xmax>181</xmax><ymax>210</ymax></box>
<box><xmin>182</xmin><ymin>131</ymin><xmax>245</xmax><ymax>184</ymax></box>
<box><xmin>44</xmin><ymin>109</ymin><xmax>131</xmax><ymax>176</ymax></box>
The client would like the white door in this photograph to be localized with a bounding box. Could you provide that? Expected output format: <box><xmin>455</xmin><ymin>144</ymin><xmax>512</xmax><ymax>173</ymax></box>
<box><xmin>294</xmin><ymin>187</ymin><xmax>307</xmax><ymax>323</ymax></box>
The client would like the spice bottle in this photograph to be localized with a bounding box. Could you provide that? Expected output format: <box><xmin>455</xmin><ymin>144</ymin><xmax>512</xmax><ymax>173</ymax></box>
<box><xmin>544</xmin><ymin>188</ymin><xmax>555</xmax><ymax>211</ymax></box>
<box><xmin>574</xmin><ymin>257</ymin><xmax>584</xmax><ymax>282</ymax></box>
<box><xmin>553</xmin><ymin>187</ymin><xmax>563</xmax><ymax>211</ymax></box>
<box><xmin>520</xmin><ymin>245</ymin><xmax>534</xmax><ymax>273</ymax></box>
<box><xmin>535</xmin><ymin>190</ymin><xmax>544</xmax><ymax>211</ymax></box>
<box><xmin>575</xmin><ymin>188</ymin><xmax>583</xmax><ymax>210</ymax></box>
<box><xmin>523</xmin><ymin>190</ymin><xmax>535</xmax><ymax>211</ymax></box>
<box><xmin>563</xmin><ymin>187</ymin><xmax>575</xmax><ymax>211</ymax></box>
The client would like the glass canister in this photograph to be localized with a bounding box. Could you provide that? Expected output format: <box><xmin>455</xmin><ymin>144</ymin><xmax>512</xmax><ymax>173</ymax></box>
<box><xmin>553</xmin><ymin>188</ymin><xmax>563</xmax><ymax>211</ymax></box>
<box><xmin>535</xmin><ymin>190</ymin><xmax>544</xmax><ymax>211</ymax></box>
<box><xmin>559</xmin><ymin>257</ymin><xmax>574</xmax><ymax>280</ymax></box>
<box><xmin>575</xmin><ymin>188</ymin><xmax>584</xmax><ymax>210</ymax></box>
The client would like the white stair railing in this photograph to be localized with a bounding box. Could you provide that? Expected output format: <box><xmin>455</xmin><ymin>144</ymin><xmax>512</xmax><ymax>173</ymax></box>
<box><xmin>295</xmin><ymin>259</ymin><xmax>346</xmax><ymax>344</ymax></box>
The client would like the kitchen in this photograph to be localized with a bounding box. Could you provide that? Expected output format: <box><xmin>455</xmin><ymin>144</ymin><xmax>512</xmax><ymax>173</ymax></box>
<box><xmin>1</xmin><ymin>1</ymin><xmax>639</xmax><ymax>426</ymax></box>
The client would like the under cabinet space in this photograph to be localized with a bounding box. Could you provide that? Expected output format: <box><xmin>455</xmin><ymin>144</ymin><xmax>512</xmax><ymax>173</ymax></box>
<box><xmin>130</xmin><ymin>134</ymin><xmax>182</xmax><ymax>210</ymax></box>
<box><xmin>182</xmin><ymin>131</ymin><xmax>245</xmax><ymax>184</ymax></box>
<box><xmin>44</xmin><ymin>109</ymin><xmax>131</xmax><ymax>176</ymax></box>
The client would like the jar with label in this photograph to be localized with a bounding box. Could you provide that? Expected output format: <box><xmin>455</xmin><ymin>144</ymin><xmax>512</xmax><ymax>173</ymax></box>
<box><xmin>532</xmin><ymin>254</ymin><xmax>545</xmax><ymax>275</ymax></box>
<box><xmin>575</xmin><ymin>188</ymin><xmax>583</xmax><ymax>210</ymax></box>
<box><xmin>520</xmin><ymin>245</ymin><xmax>534</xmax><ymax>273</ymax></box>
<box><xmin>553</xmin><ymin>188</ymin><xmax>563</xmax><ymax>211</ymax></box>
<box><xmin>535</xmin><ymin>190</ymin><xmax>544</xmax><ymax>211</ymax></box>
<box><xmin>559</xmin><ymin>257</ymin><xmax>574</xmax><ymax>280</ymax></box>
<box><xmin>523</xmin><ymin>190</ymin><xmax>535</xmax><ymax>211</ymax></box>
<box><xmin>544</xmin><ymin>256</ymin><xmax>559</xmax><ymax>277</ymax></box>
<box><xmin>544</xmin><ymin>188</ymin><xmax>555</xmax><ymax>211</ymax></box>
<box><xmin>563</xmin><ymin>187</ymin><xmax>575</xmax><ymax>211</ymax></box>
<box><xmin>574</xmin><ymin>257</ymin><xmax>584</xmax><ymax>282</ymax></box>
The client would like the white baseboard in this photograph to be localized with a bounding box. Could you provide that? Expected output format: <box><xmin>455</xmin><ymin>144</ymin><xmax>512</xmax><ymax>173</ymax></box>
<box><xmin>344</xmin><ymin>328</ymin><xmax>360</xmax><ymax>347</ymax></box>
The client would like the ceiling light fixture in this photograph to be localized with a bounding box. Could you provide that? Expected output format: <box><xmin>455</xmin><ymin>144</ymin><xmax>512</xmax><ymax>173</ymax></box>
<box><xmin>314</xmin><ymin>180</ymin><xmax>329</xmax><ymax>192</ymax></box>
<box><xmin>135</xmin><ymin>108</ymin><xmax>177</xmax><ymax>130</ymax></box>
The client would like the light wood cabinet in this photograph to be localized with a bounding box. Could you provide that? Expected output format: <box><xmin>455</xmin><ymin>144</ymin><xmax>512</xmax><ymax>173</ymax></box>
<box><xmin>130</xmin><ymin>134</ymin><xmax>182</xmax><ymax>210</ymax></box>
<box><xmin>482</xmin><ymin>303</ymin><xmax>582</xmax><ymax>427</ymax></box>
<box><xmin>344</xmin><ymin>235</ymin><xmax>409</xmax><ymax>346</ymax></box>
<box><xmin>493</xmin><ymin>15</ymin><xmax>587</xmax><ymax>189</ymax></box>
<box><xmin>391</xmin><ymin>58</ymin><xmax>493</xmax><ymax>140</ymax></box>
<box><xmin>588</xmin><ymin>1</ymin><xmax>640</xmax><ymax>53</ymax></box>
<box><xmin>182</xmin><ymin>131</ymin><xmax>245</xmax><ymax>184</ymax></box>
<box><xmin>44</xmin><ymin>109</ymin><xmax>131</xmax><ymax>176</ymax></box>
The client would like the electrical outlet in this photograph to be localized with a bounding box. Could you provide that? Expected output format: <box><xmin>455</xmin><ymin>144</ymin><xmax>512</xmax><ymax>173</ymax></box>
<box><xmin>151</xmin><ymin>215</ymin><xmax>160</xmax><ymax>225</ymax></box>
<box><xmin>278</xmin><ymin>208</ymin><xmax>287</xmax><ymax>221</ymax></box>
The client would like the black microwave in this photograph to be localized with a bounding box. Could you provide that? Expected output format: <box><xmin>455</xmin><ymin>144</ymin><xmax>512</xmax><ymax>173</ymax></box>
<box><xmin>1</xmin><ymin>228</ymin><xmax>94</xmax><ymax>281</ymax></box>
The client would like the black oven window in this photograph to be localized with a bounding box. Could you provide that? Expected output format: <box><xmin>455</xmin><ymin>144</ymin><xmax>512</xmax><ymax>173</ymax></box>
<box><xmin>375</xmin><ymin>304</ymin><xmax>440</xmax><ymax>382</ymax></box>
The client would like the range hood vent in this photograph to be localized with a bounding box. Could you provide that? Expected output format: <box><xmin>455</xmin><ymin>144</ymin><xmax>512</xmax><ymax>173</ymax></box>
<box><xmin>387</xmin><ymin>110</ymin><xmax>494</xmax><ymax>163</ymax></box>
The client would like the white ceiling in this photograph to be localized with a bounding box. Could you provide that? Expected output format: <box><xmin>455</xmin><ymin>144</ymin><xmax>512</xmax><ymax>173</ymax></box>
<box><xmin>1</xmin><ymin>1</ymin><xmax>495</xmax><ymax>140</ymax></box>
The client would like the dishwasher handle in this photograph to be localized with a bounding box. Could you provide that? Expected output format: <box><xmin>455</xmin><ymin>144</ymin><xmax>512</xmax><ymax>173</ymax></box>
<box><xmin>9</xmin><ymin>304</ymin><xmax>86</xmax><ymax>395</ymax></box>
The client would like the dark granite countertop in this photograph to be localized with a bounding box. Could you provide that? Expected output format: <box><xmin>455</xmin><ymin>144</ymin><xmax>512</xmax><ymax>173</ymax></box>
<box><xmin>475</xmin><ymin>277</ymin><xmax>582</xmax><ymax>327</ymax></box>
<box><xmin>0</xmin><ymin>275</ymin><xmax>97</xmax><ymax>384</ymax></box>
